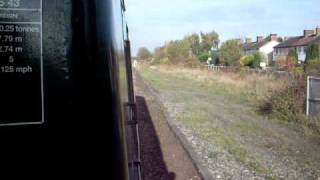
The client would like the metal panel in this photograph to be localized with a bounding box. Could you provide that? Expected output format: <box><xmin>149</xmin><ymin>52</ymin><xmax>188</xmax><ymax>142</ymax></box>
<box><xmin>0</xmin><ymin>0</ymin><xmax>43</xmax><ymax>125</ymax></box>
<box><xmin>307</xmin><ymin>76</ymin><xmax>320</xmax><ymax>117</ymax></box>
<box><xmin>124</xmin><ymin>40</ymin><xmax>142</xmax><ymax>180</ymax></box>
<box><xmin>0</xmin><ymin>1</ymin><xmax>132</xmax><ymax>179</ymax></box>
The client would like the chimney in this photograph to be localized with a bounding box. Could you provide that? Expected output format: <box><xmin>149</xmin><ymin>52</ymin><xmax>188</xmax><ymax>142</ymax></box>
<box><xmin>257</xmin><ymin>36</ymin><xmax>264</xmax><ymax>43</ymax></box>
<box><xmin>245</xmin><ymin>38</ymin><xmax>252</xmax><ymax>43</ymax></box>
<box><xmin>316</xmin><ymin>27</ymin><xmax>320</xmax><ymax>36</ymax></box>
<box><xmin>270</xmin><ymin>34</ymin><xmax>278</xmax><ymax>41</ymax></box>
<box><xmin>304</xmin><ymin>29</ymin><xmax>314</xmax><ymax>37</ymax></box>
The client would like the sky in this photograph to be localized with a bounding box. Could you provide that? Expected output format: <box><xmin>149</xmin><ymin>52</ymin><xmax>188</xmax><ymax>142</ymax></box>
<box><xmin>125</xmin><ymin>0</ymin><xmax>320</xmax><ymax>55</ymax></box>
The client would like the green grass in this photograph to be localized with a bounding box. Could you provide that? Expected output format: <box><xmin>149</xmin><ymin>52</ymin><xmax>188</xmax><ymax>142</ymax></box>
<box><xmin>137</xmin><ymin>66</ymin><xmax>320</xmax><ymax>179</ymax></box>
<box><xmin>139</xmin><ymin>67</ymin><xmax>277</xmax><ymax>176</ymax></box>
<box><xmin>177</xmin><ymin>109</ymin><xmax>274</xmax><ymax>177</ymax></box>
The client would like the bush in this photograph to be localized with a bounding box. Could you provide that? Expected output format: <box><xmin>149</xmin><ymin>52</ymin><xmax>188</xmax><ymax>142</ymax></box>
<box><xmin>305</xmin><ymin>44</ymin><xmax>320</xmax><ymax>63</ymax></box>
<box><xmin>288</xmin><ymin>49</ymin><xmax>298</xmax><ymax>64</ymax></box>
<box><xmin>276</xmin><ymin>58</ymin><xmax>288</xmax><ymax>69</ymax></box>
<box><xmin>137</xmin><ymin>47</ymin><xmax>152</xmax><ymax>60</ymax></box>
<box><xmin>198</xmin><ymin>52</ymin><xmax>211</xmax><ymax>63</ymax></box>
<box><xmin>305</xmin><ymin>58</ymin><xmax>320</xmax><ymax>74</ymax></box>
<box><xmin>258</xmin><ymin>80</ymin><xmax>320</xmax><ymax>134</ymax></box>
<box><xmin>239</xmin><ymin>53</ymin><xmax>265</xmax><ymax>69</ymax></box>
<box><xmin>240</xmin><ymin>55</ymin><xmax>254</xmax><ymax>66</ymax></box>
<box><xmin>153</xmin><ymin>47</ymin><xmax>166</xmax><ymax>62</ymax></box>
<box><xmin>258</xmin><ymin>81</ymin><xmax>306</xmax><ymax>122</ymax></box>
<box><xmin>211</xmin><ymin>51</ymin><xmax>220</xmax><ymax>64</ymax></box>
<box><xmin>293</xmin><ymin>66</ymin><xmax>305</xmax><ymax>75</ymax></box>
<box><xmin>251</xmin><ymin>52</ymin><xmax>264</xmax><ymax>68</ymax></box>
<box><xmin>150</xmin><ymin>58</ymin><xmax>161</xmax><ymax>65</ymax></box>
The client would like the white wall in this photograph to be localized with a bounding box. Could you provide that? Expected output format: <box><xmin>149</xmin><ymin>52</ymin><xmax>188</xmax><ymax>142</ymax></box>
<box><xmin>297</xmin><ymin>46</ymin><xmax>307</xmax><ymax>62</ymax></box>
<box><xmin>259</xmin><ymin>40</ymin><xmax>280</xmax><ymax>63</ymax></box>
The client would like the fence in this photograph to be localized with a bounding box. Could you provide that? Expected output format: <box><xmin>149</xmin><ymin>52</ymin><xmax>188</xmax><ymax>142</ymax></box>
<box><xmin>207</xmin><ymin>65</ymin><xmax>226</xmax><ymax>71</ymax></box>
<box><xmin>307</xmin><ymin>76</ymin><xmax>320</xmax><ymax>117</ymax></box>
<box><xmin>206</xmin><ymin>65</ymin><xmax>241</xmax><ymax>73</ymax></box>
<box><xmin>206</xmin><ymin>65</ymin><xmax>294</xmax><ymax>78</ymax></box>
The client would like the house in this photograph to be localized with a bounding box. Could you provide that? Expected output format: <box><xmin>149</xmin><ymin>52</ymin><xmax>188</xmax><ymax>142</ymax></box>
<box><xmin>273</xmin><ymin>27</ymin><xmax>320</xmax><ymax>63</ymax></box>
<box><xmin>243</xmin><ymin>34</ymin><xmax>280</xmax><ymax>65</ymax></box>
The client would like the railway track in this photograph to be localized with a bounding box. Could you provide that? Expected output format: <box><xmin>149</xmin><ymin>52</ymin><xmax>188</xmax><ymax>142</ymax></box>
<box><xmin>134</xmin><ymin>71</ymin><xmax>202</xmax><ymax>180</ymax></box>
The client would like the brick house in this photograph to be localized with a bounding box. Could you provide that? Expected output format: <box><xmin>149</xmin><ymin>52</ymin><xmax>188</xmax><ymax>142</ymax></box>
<box><xmin>273</xmin><ymin>27</ymin><xmax>320</xmax><ymax>63</ymax></box>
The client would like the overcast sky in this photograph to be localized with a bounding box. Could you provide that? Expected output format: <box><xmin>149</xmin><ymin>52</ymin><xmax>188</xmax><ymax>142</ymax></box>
<box><xmin>125</xmin><ymin>0</ymin><xmax>320</xmax><ymax>55</ymax></box>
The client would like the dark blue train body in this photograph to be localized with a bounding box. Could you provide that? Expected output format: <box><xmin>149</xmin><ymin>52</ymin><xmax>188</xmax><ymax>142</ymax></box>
<box><xmin>0</xmin><ymin>0</ymin><xmax>140</xmax><ymax>179</ymax></box>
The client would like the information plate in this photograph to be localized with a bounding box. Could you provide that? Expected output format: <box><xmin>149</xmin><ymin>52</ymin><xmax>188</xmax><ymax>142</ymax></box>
<box><xmin>0</xmin><ymin>0</ymin><xmax>43</xmax><ymax>125</ymax></box>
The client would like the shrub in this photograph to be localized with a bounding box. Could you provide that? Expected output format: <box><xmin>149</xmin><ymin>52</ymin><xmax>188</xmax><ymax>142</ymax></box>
<box><xmin>276</xmin><ymin>56</ymin><xmax>296</xmax><ymax>71</ymax></box>
<box><xmin>277</xmin><ymin>49</ymin><xmax>299</xmax><ymax>71</ymax></box>
<box><xmin>293</xmin><ymin>66</ymin><xmax>305</xmax><ymax>75</ymax></box>
<box><xmin>137</xmin><ymin>47</ymin><xmax>152</xmax><ymax>60</ymax></box>
<box><xmin>198</xmin><ymin>52</ymin><xmax>211</xmax><ymax>63</ymax></box>
<box><xmin>258</xmin><ymin>80</ymin><xmax>306</xmax><ymax>122</ymax></box>
<box><xmin>305</xmin><ymin>58</ymin><xmax>320</xmax><ymax>74</ymax></box>
<box><xmin>305</xmin><ymin>44</ymin><xmax>320</xmax><ymax>63</ymax></box>
<box><xmin>153</xmin><ymin>47</ymin><xmax>166</xmax><ymax>62</ymax></box>
<box><xmin>251</xmin><ymin>52</ymin><xmax>264</xmax><ymax>68</ymax></box>
<box><xmin>211</xmin><ymin>51</ymin><xmax>220</xmax><ymax>65</ymax></box>
<box><xmin>288</xmin><ymin>49</ymin><xmax>298</xmax><ymax>64</ymax></box>
<box><xmin>240</xmin><ymin>55</ymin><xmax>254</xmax><ymax>66</ymax></box>
<box><xmin>150</xmin><ymin>58</ymin><xmax>161</xmax><ymax>65</ymax></box>
<box><xmin>239</xmin><ymin>53</ymin><xmax>265</xmax><ymax>69</ymax></box>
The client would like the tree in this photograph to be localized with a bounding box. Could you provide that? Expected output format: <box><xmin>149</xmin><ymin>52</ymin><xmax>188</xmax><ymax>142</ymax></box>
<box><xmin>252</xmin><ymin>52</ymin><xmax>264</xmax><ymax>68</ymax></box>
<box><xmin>166</xmin><ymin>39</ymin><xmax>196</xmax><ymax>65</ymax></box>
<box><xmin>305</xmin><ymin>44</ymin><xmax>320</xmax><ymax>63</ymax></box>
<box><xmin>219</xmin><ymin>39</ymin><xmax>243</xmax><ymax>66</ymax></box>
<box><xmin>286</xmin><ymin>49</ymin><xmax>298</xmax><ymax>69</ymax></box>
<box><xmin>184</xmin><ymin>33</ymin><xmax>201</xmax><ymax>56</ymax></box>
<box><xmin>200</xmin><ymin>31</ymin><xmax>220</xmax><ymax>52</ymax></box>
<box><xmin>153</xmin><ymin>47</ymin><xmax>166</xmax><ymax>61</ymax></box>
<box><xmin>305</xmin><ymin>44</ymin><xmax>320</xmax><ymax>74</ymax></box>
<box><xmin>137</xmin><ymin>47</ymin><xmax>152</xmax><ymax>60</ymax></box>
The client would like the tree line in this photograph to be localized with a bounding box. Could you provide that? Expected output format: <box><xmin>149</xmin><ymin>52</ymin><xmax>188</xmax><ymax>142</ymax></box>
<box><xmin>137</xmin><ymin>30</ymin><xmax>244</xmax><ymax>67</ymax></box>
<box><xmin>137</xmin><ymin>31</ymin><xmax>320</xmax><ymax>73</ymax></box>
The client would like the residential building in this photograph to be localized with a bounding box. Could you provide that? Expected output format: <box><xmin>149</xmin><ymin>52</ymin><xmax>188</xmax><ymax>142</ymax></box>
<box><xmin>243</xmin><ymin>34</ymin><xmax>280</xmax><ymax>65</ymax></box>
<box><xmin>273</xmin><ymin>27</ymin><xmax>320</xmax><ymax>62</ymax></box>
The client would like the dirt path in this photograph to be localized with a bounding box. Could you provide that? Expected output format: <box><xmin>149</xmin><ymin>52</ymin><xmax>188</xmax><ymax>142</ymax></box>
<box><xmin>134</xmin><ymin>71</ymin><xmax>201</xmax><ymax>180</ymax></box>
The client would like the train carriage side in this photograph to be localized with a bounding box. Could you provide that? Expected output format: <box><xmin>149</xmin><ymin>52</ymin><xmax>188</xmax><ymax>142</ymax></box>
<box><xmin>0</xmin><ymin>0</ymin><xmax>140</xmax><ymax>179</ymax></box>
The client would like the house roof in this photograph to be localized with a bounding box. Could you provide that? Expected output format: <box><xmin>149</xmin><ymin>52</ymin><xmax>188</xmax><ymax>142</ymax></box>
<box><xmin>243</xmin><ymin>40</ymin><xmax>270</xmax><ymax>51</ymax></box>
<box><xmin>275</xmin><ymin>35</ymin><xmax>320</xmax><ymax>48</ymax></box>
